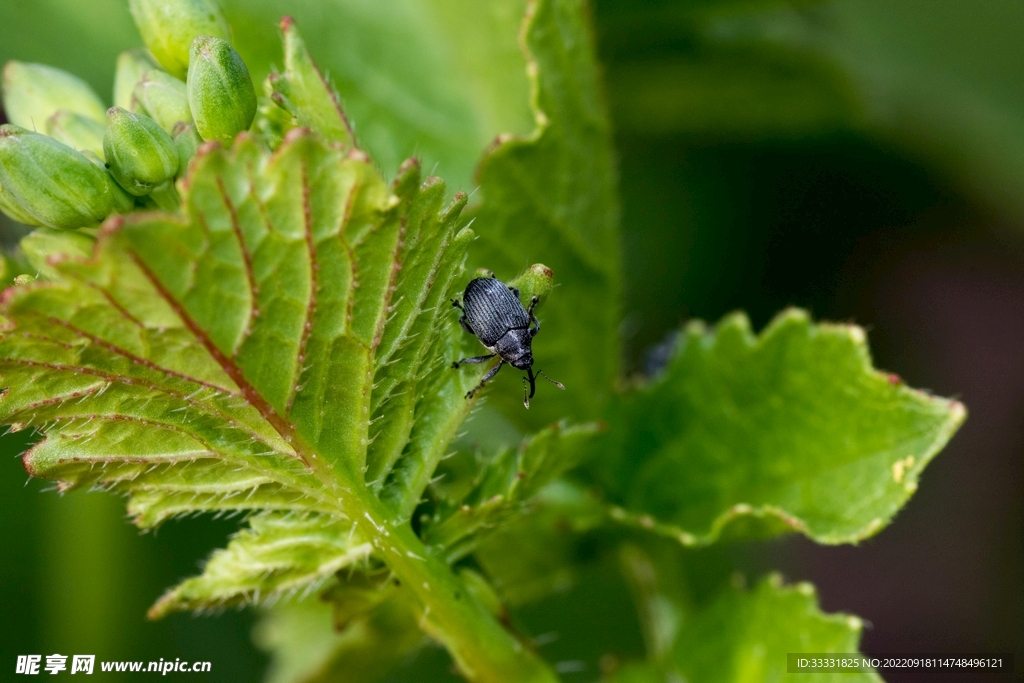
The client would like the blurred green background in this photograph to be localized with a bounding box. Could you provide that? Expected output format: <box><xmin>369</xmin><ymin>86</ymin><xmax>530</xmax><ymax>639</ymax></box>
<box><xmin>1</xmin><ymin>0</ymin><xmax>1021</xmax><ymax>681</ymax></box>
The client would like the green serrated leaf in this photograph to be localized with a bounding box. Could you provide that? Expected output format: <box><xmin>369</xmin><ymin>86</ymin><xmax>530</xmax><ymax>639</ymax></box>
<box><xmin>424</xmin><ymin>421</ymin><xmax>602</xmax><ymax>562</ymax></box>
<box><xmin>149</xmin><ymin>511</ymin><xmax>370</xmax><ymax>618</ymax></box>
<box><xmin>1</xmin><ymin>131</ymin><xmax>467</xmax><ymax>602</ymax></box>
<box><xmin>468</xmin><ymin>0</ymin><xmax>622</xmax><ymax>427</ymax></box>
<box><xmin>597</xmin><ymin>309</ymin><xmax>965</xmax><ymax>546</ymax></box>
<box><xmin>673</xmin><ymin>577</ymin><xmax>880</xmax><ymax>683</ymax></box>
<box><xmin>261</xmin><ymin>18</ymin><xmax>356</xmax><ymax>150</ymax></box>
<box><xmin>612</xmin><ymin>548</ymin><xmax>880</xmax><ymax>683</ymax></box>
<box><xmin>2</xmin><ymin>123</ymin><xmax>561</xmax><ymax>681</ymax></box>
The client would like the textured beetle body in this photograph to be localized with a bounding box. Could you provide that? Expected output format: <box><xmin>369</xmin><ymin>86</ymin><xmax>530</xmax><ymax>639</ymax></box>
<box><xmin>461</xmin><ymin>276</ymin><xmax>534</xmax><ymax>369</ymax></box>
<box><xmin>451</xmin><ymin>273</ymin><xmax>563</xmax><ymax>407</ymax></box>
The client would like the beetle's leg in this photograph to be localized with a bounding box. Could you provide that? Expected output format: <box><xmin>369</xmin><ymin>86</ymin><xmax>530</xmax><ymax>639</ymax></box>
<box><xmin>526</xmin><ymin>296</ymin><xmax>541</xmax><ymax>337</ymax></box>
<box><xmin>508</xmin><ymin>285</ymin><xmax>520</xmax><ymax>298</ymax></box>
<box><xmin>451</xmin><ymin>298</ymin><xmax>464</xmax><ymax>311</ymax></box>
<box><xmin>458</xmin><ymin>315</ymin><xmax>475</xmax><ymax>335</ymax></box>
<box><xmin>452</xmin><ymin>353</ymin><xmax>495</xmax><ymax>369</ymax></box>
<box><xmin>465</xmin><ymin>360</ymin><xmax>504</xmax><ymax>399</ymax></box>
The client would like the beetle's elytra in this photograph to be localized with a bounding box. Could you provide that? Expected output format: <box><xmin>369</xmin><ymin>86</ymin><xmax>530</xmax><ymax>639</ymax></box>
<box><xmin>451</xmin><ymin>273</ymin><xmax>563</xmax><ymax>408</ymax></box>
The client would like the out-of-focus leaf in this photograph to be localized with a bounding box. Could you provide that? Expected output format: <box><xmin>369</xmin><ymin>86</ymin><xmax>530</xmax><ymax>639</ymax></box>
<box><xmin>668</xmin><ymin>577</ymin><xmax>880</xmax><ymax>683</ymax></box>
<box><xmin>255</xmin><ymin>594</ymin><xmax>428</xmax><ymax>683</ymax></box>
<box><xmin>0</xmin><ymin>0</ymin><xmax>137</xmax><ymax>101</ymax></box>
<box><xmin>474</xmin><ymin>480</ymin><xmax>608</xmax><ymax>607</ymax></box>
<box><xmin>596</xmin><ymin>309</ymin><xmax>964</xmax><ymax>546</ymax></box>
<box><xmin>20</xmin><ymin>228</ymin><xmax>93</xmax><ymax>281</ymax></box>
<box><xmin>0</xmin><ymin>0</ymin><xmax>531</xmax><ymax>191</ymax></box>
<box><xmin>597</xmin><ymin>0</ymin><xmax>1024</xmax><ymax>222</ymax></box>
<box><xmin>468</xmin><ymin>0</ymin><xmax>622</xmax><ymax>428</ymax></box>
<box><xmin>606</xmin><ymin>55</ymin><xmax>857</xmax><ymax>139</ymax></box>
<box><xmin>611</xmin><ymin>547</ymin><xmax>880</xmax><ymax>683</ymax></box>
<box><xmin>594</xmin><ymin>0</ymin><xmax>856</xmax><ymax>140</ymax></box>
<box><xmin>223</xmin><ymin>0</ymin><xmax>534</xmax><ymax>190</ymax></box>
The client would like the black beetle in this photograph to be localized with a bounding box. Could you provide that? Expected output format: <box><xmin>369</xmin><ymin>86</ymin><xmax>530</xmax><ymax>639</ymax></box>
<box><xmin>451</xmin><ymin>273</ymin><xmax>563</xmax><ymax>408</ymax></box>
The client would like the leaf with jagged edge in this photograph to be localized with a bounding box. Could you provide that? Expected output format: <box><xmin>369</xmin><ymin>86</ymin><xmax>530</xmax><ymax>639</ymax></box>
<box><xmin>260</xmin><ymin>18</ymin><xmax>356</xmax><ymax>150</ymax></box>
<box><xmin>612</xmin><ymin>544</ymin><xmax>880</xmax><ymax>683</ymax></box>
<box><xmin>149</xmin><ymin>511</ymin><xmax>373</xmax><ymax>618</ymax></box>
<box><xmin>0</xmin><ymin>128</ymin><xmax>477</xmax><ymax>615</ymax></box>
<box><xmin>595</xmin><ymin>309</ymin><xmax>965</xmax><ymax>547</ymax></box>
<box><xmin>422</xmin><ymin>421</ymin><xmax>601</xmax><ymax>563</ymax></box>
<box><xmin>467</xmin><ymin>0</ymin><xmax>622</xmax><ymax>428</ymax></box>
<box><xmin>373</xmin><ymin>264</ymin><xmax>568</xmax><ymax>525</ymax></box>
<box><xmin>670</xmin><ymin>577</ymin><xmax>880</xmax><ymax>683</ymax></box>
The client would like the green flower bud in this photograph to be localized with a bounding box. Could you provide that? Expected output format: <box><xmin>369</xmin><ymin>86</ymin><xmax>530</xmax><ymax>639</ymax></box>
<box><xmin>507</xmin><ymin>263</ymin><xmax>555</xmax><ymax>306</ymax></box>
<box><xmin>0</xmin><ymin>181</ymin><xmax>41</xmax><ymax>226</ymax></box>
<box><xmin>113</xmin><ymin>49</ymin><xmax>159</xmax><ymax>110</ymax></box>
<box><xmin>0</xmin><ymin>125</ymin><xmax>114</xmax><ymax>230</ymax></box>
<box><xmin>172</xmin><ymin>120</ymin><xmax>202</xmax><ymax>174</ymax></box>
<box><xmin>187</xmin><ymin>36</ymin><xmax>257</xmax><ymax>143</ymax></box>
<box><xmin>128</xmin><ymin>0</ymin><xmax>230</xmax><ymax>80</ymax></box>
<box><xmin>133</xmin><ymin>70</ymin><xmax>191</xmax><ymax>132</ymax></box>
<box><xmin>80</xmin><ymin>150</ymin><xmax>136</xmax><ymax>214</ymax></box>
<box><xmin>45</xmin><ymin>110</ymin><xmax>106</xmax><ymax>158</ymax></box>
<box><xmin>2</xmin><ymin>61</ymin><xmax>106</xmax><ymax>130</ymax></box>
<box><xmin>103</xmin><ymin>106</ymin><xmax>179</xmax><ymax>196</ymax></box>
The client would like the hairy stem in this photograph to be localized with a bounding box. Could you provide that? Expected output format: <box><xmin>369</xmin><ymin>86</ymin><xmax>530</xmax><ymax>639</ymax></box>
<box><xmin>353</xmin><ymin>487</ymin><xmax>558</xmax><ymax>683</ymax></box>
<box><xmin>296</xmin><ymin>449</ymin><xmax>557</xmax><ymax>683</ymax></box>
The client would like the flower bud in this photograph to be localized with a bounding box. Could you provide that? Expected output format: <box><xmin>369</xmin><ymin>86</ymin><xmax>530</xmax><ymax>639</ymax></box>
<box><xmin>2</xmin><ymin>61</ymin><xmax>106</xmax><ymax>130</ymax></box>
<box><xmin>103</xmin><ymin>107</ymin><xmax>179</xmax><ymax>196</ymax></box>
<box><xmin>507</xmin><ymin>264</ymin><xmax>555</xmax><ymax>306</ymax></box>
<box><xmin>172</xmin><ymin>121</ymin><xmax>202</xmax><ymax>174</ymax></box>
<box><xmin>113</xmin><ymin>49</ymin><xmax>159</xmax><ymax>110</ymax></box>
<box><xmin>128</xmin><ymin>0</ymin><xmax>230</xmax><ymax>80</ymax></box>
<box><xmin>80</xmin><ymin>150</ymin><xmax>136</xmax><ymax>214</ymax></box>
<box><xmin>45</xmin><ymin>110</ymin><xmax>106</xmax><ymax>158</ymax></box>
<box><xmin>187</xmin><ymin>36</ymin><xmax>257</xmax><ymax>143</ymax></box>
<box><xmin>0</xmin><ymin>182</ymin><xmax>41</xmax><ymax>226</ymax></box>
<box><xmin>0</xmin><ymin>125</ymin><xmax>114</xmax><ymax>230</ymax></box>
<box><xmin>133</xmin><ymin>70</ymin><xmax>191</xmax><ymax>132</ymax></box>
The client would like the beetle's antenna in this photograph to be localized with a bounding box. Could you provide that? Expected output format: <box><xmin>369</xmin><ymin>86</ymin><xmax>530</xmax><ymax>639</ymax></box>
<box><xmin>535</xmin><ymin>369</ymin><xmax>565</xmax><ymax>390</ymax></box>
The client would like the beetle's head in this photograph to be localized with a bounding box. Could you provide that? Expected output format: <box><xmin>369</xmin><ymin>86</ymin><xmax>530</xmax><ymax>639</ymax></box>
<box><xmin>510</xmin><ymin>352</ymin><xmax>533</xmax><ymax>370</ymax></box>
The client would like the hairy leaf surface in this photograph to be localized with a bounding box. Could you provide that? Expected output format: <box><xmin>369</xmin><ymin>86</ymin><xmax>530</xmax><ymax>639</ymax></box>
<box><xmin>598</xmin><ymin>309</ymin><xmax>965</xmax><ymax>545</ymax></box>
<box><xmin>0</xmin><ymin>130</ymin><xmax>475</xmax><ymax>613</ymax></box>
<box><xmin>260</xmin><ymin>18</ymin><xmax>356</xmax><ymax>150</ymax></box>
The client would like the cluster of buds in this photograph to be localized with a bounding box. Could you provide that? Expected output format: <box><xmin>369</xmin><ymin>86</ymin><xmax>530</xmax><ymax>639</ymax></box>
<box><xmin>0</xmin><ymin>0</ymin><xmax>256</xmax><ymax>230</ymax></box>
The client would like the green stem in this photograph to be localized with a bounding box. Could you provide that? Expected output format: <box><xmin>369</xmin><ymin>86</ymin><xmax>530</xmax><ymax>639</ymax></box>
<box><xmin>349</xmin><ymin>486</ymin><xmax>559</xmax><ymax>683</ymax></box>
<box><xmin>295</xmin><ymin>425</ymin><xmax>556</xmax><ymax>683</ymax></box>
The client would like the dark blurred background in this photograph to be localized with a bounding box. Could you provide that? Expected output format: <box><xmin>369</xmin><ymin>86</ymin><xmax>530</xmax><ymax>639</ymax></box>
<box><xmin>0</xmin><ymin>1</ymin><xmax>1021</xmax><ymax>681</ymax></box>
